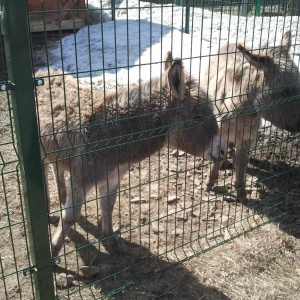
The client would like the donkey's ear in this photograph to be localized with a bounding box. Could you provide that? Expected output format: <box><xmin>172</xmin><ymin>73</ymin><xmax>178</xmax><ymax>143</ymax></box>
<box><xmin>168</xmin><ymin>58</ymin><xmax>187</xmax><ymax>98</ymax></box>
<box><xmin>237</xmin><ymin>44</ymin><xmax>271</xmax><ymax>69</ymax></box>
<box><xmin>164</xmin><ymin>51</ymin><xmax>173</xmax><ymax>71</ymax></box>
<box><xmin>281</xmin><ymin>31</ymin><xmax>291</xmax><ymax>51</ymax></box>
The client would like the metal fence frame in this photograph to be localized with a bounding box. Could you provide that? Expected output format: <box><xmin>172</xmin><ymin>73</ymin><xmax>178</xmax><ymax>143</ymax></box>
<box><xmin>1</xmin><ymin>0</ymin><xmax>300</xmax><ymax>299</ymax></box>
<box><xmin>1</xmin><ymin>1</ymin><xmax>55</xmax><ymax>299</ymax></box>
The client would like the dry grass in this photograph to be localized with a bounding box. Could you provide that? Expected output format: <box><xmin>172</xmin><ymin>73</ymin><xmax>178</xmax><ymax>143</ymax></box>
<box><xmin>48</xmin><ymin>127</ymin><xmax>300</xmax><ymax>300</ymax></box>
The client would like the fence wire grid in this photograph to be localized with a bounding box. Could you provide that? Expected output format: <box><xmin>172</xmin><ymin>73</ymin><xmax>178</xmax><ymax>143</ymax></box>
<box><xmin>1</xmin><ymin>0</ymin><xmax>300</xmax><ymax>299</ymax></box>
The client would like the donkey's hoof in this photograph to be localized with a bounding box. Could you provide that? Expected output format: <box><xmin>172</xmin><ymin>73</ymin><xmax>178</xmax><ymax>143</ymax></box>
<box><xmin>49</xmin><ymin>215</ymin><xmax>60</xmax><ymax>224</ymax></box>
<box><xmin>236</xmin><ymin>188</ymin><xmax>247</xmax><ymax>202</ymax></box>
<box><xmin>203</xmin><ymin>182</ymin><xmax>213</xmax><ymax>193</ymax></box>
<box><xmin>51</xmin><ymin>245</ymin><xmax>61</xmax><ymax>258</ymax></box>
<box><xmin>103</xmin><ymin>237</ymin><xmax>129</xmax><ymax>254</ymax></box>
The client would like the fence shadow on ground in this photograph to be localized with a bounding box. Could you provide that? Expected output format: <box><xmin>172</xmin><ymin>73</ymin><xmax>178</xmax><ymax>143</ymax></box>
<box><xmin>246</xmin><ymin>156</ymin><xmax>300</xmax><ymax>238</ymax></box>
<box><xmin>53</xmin><ymin>218</ymin><xmax>231</xmax><ymax>299</ymax></box>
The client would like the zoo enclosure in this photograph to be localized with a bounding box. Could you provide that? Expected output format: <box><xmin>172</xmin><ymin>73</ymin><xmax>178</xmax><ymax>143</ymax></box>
<box><xmin>1</xmin><ymin>0</ymin><xmax>300</xmax><ymax>299</ymax></box>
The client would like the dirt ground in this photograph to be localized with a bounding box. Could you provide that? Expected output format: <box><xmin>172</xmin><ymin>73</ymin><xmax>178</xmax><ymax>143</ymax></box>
<box><xmin>1</xmin><ymin>31</ymin><xmax>300</xmax><ymax>300</ymax></box>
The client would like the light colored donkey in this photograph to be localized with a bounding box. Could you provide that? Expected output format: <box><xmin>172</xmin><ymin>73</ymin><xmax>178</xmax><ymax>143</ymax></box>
<box><xmin>202</xmin><ymin>31</ymin><xmax>300</xmax><ymax>199</ymax></box>
<box><xmin>36</xmin><ymin>51</ymin><xmax>226</xmax><ymax>256</ymax></box>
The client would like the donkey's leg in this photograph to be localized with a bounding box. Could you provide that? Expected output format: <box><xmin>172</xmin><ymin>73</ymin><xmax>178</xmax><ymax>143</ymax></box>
<box><xmin>233</xmin><ymin>140</ymin><xmax>250</xmax><ymax>199</ymax></box>
<box><xmin>100</xmin><ymin>166</ymin><xmax>128</xmax><ymax>253</ymax></box>
<box><xmin>233</xmin><ymin>118</ymin><xmax>259</xmax><ymax>199</ymax></box>
<box><xmin>51</xmin><ymin>177</ymin><xmax>85</xmax><ymax>257</ymax></box>
<box><xmin>44</xmin><ymin>163</ymin><xmax>59</xmax><ymax>224</ymax></box>
<box><xmin>204</xmin><ymin>118</ymin><xmax>229</xmax><ymax>192</ymax></box>
<box><xmin>204</xmin><ymin>157</ymin><xmax>226</xmax><ymax>192</ymax></box>
<box><xmin>43</xmin><ymin>163</ymin><xmax>51</xmax><ymax>209</ymax></box>
<box><xmin>52</xmin><ymin>163</ymin><xmax>67</xmax><ymax>206</ymax></box>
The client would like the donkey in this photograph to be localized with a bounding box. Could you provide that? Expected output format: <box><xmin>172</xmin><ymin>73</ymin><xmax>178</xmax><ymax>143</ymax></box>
<box><xmin>36</xmin><ymin>51</ymin><xmax>226</xmax><ymax>257</ymax></box>
<box><xmin>202</xmin><ymin>31</ymin><xmax>300</xmax><ymax>199</ymax></box>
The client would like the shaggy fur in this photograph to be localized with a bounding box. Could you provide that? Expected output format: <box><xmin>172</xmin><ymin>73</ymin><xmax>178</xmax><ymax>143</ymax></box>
<box><xmin>202</xmin><ymin>31</ymin><xmax>300</xmax><ymax>198</ymax></box>
<box><xmin>36</xmin><ymin>52</ymin><xmax>226</xmax><ymax>256</ymax></box>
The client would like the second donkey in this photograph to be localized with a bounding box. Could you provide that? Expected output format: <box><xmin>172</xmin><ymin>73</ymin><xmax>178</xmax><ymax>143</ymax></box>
<box><xmin>202</xmin><ymin>31</ymin><xmax>300</xmax><ymax>198</ymax></box>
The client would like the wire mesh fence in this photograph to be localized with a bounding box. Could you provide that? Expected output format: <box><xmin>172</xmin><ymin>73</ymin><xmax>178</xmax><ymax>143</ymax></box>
<box><xmin>1</xmin><ymin>0</ymin><xmax>300</xmax><ymax>299</ymax></box>
<box><xmin>147</xmin><ymin>1</ymin><xmax>300</xmax><ymax>16</ymax></box>
<box><xmin>0</xmin><ymin>40</ymin><xmax>37</xmax><ymax>300</ymax></box>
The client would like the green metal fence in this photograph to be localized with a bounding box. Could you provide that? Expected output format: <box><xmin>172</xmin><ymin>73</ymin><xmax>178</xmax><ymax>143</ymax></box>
<box><xmin>148</xmin><ymin>1</ymin><xmax>300</xmax><ymax>16</ymax></box>
<box><xmin>1</xmin><ymin>0</ymin><xmax>300</xmax><ymax>299</ymax></box>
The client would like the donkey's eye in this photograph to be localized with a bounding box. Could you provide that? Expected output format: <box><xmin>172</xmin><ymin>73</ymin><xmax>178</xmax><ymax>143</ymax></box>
<box><xmin>193</xmin><ymin>115</ymin><xmax>203</xmax><ymax>121</ymax></box>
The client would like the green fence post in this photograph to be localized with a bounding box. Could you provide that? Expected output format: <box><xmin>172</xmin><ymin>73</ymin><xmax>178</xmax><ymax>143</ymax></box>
<box><xmin>185</xmin><ymin>3</ymin><xmax>190</xmax><ymax>34</ymax></box>
<box><xmin>255</xmin><ymin>0</ymin><xmax>262</xmax><ymax>16</ymax></box>
<box><xmin>2</xmin><ymin>1</ymin><xmax>55</xmax><ymax>299</ymax></box>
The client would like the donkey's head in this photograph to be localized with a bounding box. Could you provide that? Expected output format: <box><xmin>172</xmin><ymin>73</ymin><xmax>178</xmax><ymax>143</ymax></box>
<box><xmin>237</xmin><ymin>31</ymin><xmax>300</xmax><ymax>132</ymax></box>
<box><xmin>237</xmin><ymin>31</ymin><xmax>300</xmax><ymax>103</ymax></box>
<box><xmin>165</xmin><ymin>51</ymin><xmax>226</xmax><ymax>162</ymax></box>
<box><xmin>237</xmin><ymin>31</ymin><xmax>292</xmax><ymax>67</ymax></box>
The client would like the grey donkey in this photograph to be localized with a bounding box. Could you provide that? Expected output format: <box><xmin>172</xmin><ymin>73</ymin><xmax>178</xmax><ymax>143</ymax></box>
<box><xmin>202</xmin><ymin>31</ymin><xmax>300</xmax><ymax>199</ymax></box>
<box><xmin>36</xmin><ymin>51</ymin><xmax>226</xmax><ymax>257</ymax></box>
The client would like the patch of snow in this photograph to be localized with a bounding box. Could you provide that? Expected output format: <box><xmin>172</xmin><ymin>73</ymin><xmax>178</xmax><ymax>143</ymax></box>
<box><xmin>50</xmin><ymin>0</ymin><xmax>300</xmax><ymax>91</ymax></box>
